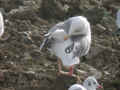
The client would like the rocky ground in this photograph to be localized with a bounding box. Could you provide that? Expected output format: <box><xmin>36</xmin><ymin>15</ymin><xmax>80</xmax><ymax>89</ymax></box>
<box><xmin>0</xmin><ymin>0</ymin><xmax>120</xmax><ymax>90</ymax></box>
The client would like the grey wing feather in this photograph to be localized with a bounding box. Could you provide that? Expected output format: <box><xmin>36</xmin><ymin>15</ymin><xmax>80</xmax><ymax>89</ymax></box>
<box><xmin>73</xmin><ymin>41</ymin><xmax>82</xmax><ymax>57</ymax></box>
<box><xmin>40</xmin><ymin>37</ymin><xmax>55</xmax><ymax>51</ymax></box>
<box><xmin>48</xmin><ymin>22</ymin><xmax>64</xmax><ymax>34</ymax></box>
<box><xmin>40</xmin><ymin>38</ymin><xmax>48</xmax><ymax>51</ymax></box>
<box><xmin>40</xmin><ymin>22</ymin><xmax>64</xmax><ymax>51</ymax></box>
<box><xmin>63</xmin><ymin>19</ymin><xmax>71</xmax><ymax>34</ymax></box>
<box><xmin>72</xmin><ymin>36</ymin><xmax>90</xmax><ymax>57</ymax></box>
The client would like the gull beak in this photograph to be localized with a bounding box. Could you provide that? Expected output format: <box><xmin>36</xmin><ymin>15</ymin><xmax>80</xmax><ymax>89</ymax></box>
<box><xmin>97</xmin><ymin>85</ymin><xmax>103</xmax><ymax>89</ymax></box>
<box><xmin>64</xmin><ymin>35</ymin><xmax>69</xmax><ymax>40</ymax></box>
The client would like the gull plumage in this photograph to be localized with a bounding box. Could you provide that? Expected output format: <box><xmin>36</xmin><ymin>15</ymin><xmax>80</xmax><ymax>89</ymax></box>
<box><xmin>40</xmin><ymin>16</ymin><xmax>91</xmax><ymax>78</ymax></box>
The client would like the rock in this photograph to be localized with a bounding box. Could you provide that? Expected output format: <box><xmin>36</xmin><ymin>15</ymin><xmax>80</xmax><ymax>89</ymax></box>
<box><xmin>8</xmin><ymin>6</ymin><xmax>38</xmax><ymax>21</ymax></box>
<box><xmin>0</xmin><ymin>0</ymin><xmax>23</xmax><ymax>12</ymax></box>
<box><xmin>77</xmin><ymin>63</ymin><xmax>103</xmax><ymax>79</ymax></box>
<box><xmin>53</xmin><ymin>75</ymin><xmax>77</xmax><ymax>90</ymax></box>
<box><xmin>83</xmin><ymin>7</ymin><xmax>105</xmax><ymax>24</ymax></box>
<box><xmin>39</xmin><ymin>0</ymin><xmax>66</xmax><ymax>20</ymax></box>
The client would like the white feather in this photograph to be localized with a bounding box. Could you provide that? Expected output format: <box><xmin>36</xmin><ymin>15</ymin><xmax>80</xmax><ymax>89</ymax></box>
<box><xmin>69</xmin><ymin>76</ymin><xmax>101</xmax><ymax>90</ymax></box>
<box><xmin>116</xmin><ymin>9</ymin><xmax>120</xmax><ymax>28</ymax></box>
<box><xmin>0</xmin><ymin>11</ymin><xmax>4</xmax><ymax>37</ymax></box>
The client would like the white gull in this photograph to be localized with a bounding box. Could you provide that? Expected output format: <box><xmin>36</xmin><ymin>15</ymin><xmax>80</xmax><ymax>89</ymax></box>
<box><xmin>68</xmin><ymin>76</ymin><xmax>102</xmax><ymax>90</ymax></box>
<box><xmin>40</xmin><ymin>16</ymin><xmax>91</xmax><ymax>77</ymax></box>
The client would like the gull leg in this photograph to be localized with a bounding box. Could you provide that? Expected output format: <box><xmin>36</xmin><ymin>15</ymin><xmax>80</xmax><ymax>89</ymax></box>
<box><xmin>58</xmin><ymin>59</ymin><xmax>80</xmax><ymax>83</ymax></box>
<box><xmin>68</xmin><ymin>65</ymin><xmax>74</xmax><ymax>76</ymax></box>
<box><xmin>57</xmin><ymin>58</ymin><xmax>62</xmax><ymax>76</ymax></box>
<box><xmin>57</xmin><ymin>58</ymin><xmax>70</xmax><ymax>76</ymax></box>
<box><xmin>57</xmin><ymin>59</ymin><xmax>81</xmax><ymax>83</ymax></box>
<box><xmin>57</xmin><ymin>60</ymin><xmax>80</xmax><ymax>83</ymax></box>
<box><xmin>57</xmin><ymin>59</ymin><xmax>76</xmax><ymax>77</ymax></box>
<box><xmin>68</xmin><ymin>66</ymin><xmax>81</xmax><ymax>83</ymax></box>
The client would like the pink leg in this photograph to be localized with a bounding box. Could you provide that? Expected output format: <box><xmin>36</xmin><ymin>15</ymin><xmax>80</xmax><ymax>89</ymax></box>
<box><xmin>57</xmin><ymin>58</ymin><xmax>75</xmax><ymax>77</ymax></box>
<box><xmin>57</xmin><ymin>58</ymin><xmax>62</xmax><ymax>76</ymax></box>
<box><xmin>68</xmin><ymin>65</ymin><xmax>74</xmax><ymax>76</ymax></box>
<box><xmin>57</xmin><ymin>61</ymin><xmax>80</xmax><ymax>83</ymax></box>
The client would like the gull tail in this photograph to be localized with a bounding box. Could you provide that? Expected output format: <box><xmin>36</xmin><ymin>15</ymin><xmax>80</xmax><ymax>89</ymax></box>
<box><xmin>40</xmin><ymin>38</ymin><xmax>48</xmax><ymax>51</ymax></box>
<box><xmin>40</xmin><ymin>33</ymin><xmax>51</xmax><ymax>51</ymax></box>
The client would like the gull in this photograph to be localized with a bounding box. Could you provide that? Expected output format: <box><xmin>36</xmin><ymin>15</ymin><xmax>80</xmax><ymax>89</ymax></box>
<box><xmin>68</xmin><ymin>76</ymin><xmax>102</xmax><ymax>90</ymax></box>
<box><xmin>40</xmin><ymin>16</ymin><xmax>91</xmax><ymax>78</ymax></box>
<box><xmin>0</xmin><ymin>11</ymin><xmax>4</xmax><ymax>81</ymax></box>
<box><xmin>116</xmin><ymin>9</ymin><xmax>120</xmax><ymax>30</ymax></box>
<box><xmin>0</xmin><ymin>11</ymin><xmax>4</xmax><ymax>38</ymax></box>
<box><xmin>113</xmin><ymin>9</ymin><xmax>120</xmax><ymax>36</ymax></box>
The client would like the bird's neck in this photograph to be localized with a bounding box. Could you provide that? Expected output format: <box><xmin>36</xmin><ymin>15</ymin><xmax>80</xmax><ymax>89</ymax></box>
<box><xmin>85</xmin><ymin>87</ymin><xmax>96</xmax><ymax>90</ymax></box>
<box><xmin>83</xmin><ymin>85</ymin><xmax>96</xmax><ymax>90</ymax></box>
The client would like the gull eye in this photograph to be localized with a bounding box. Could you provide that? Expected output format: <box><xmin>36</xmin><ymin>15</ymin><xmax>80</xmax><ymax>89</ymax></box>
<box><xmin>93</xmin><ymin>82</ymin><xmax>96</xmax><ymax>85</ymax></box>
<box><xmin>88</xmin><ymin>81</ymin><xmax>91</xmax><ymax>86</ymax></box>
